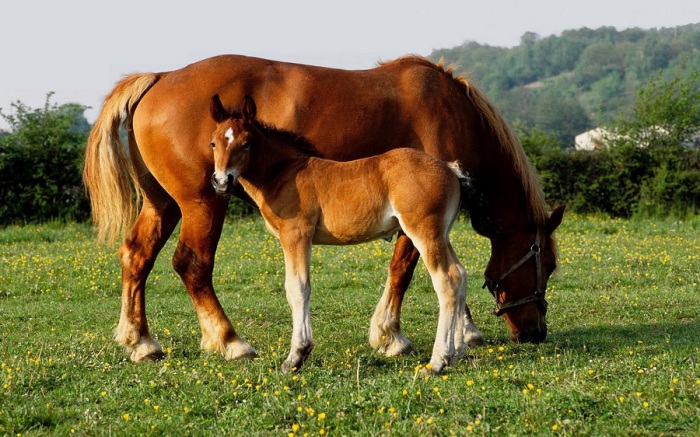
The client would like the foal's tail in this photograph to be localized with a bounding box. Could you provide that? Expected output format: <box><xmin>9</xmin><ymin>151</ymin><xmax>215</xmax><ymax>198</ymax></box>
<box><xmin>83</xmin><ymin>73</ymin><xmax>160</xmax><ymax>244</ymax></box>
<box><xmin>447</xmin><ymin>161</ymin><xmax>471</xmax><ymax>199</ymax></box>
<box><xmin>448</xmin><ymin>160</ymin><xmax>496</xmax><ymax>235</ymax></box>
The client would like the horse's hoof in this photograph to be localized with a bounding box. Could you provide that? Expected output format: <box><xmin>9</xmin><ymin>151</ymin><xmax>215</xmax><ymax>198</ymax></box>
<box><xmin>384</xmin><ymin>341</ymin><xmax>414</xmax><ymax>357</ymax></box>
<box><xmin>138</xmin><ymin>350</ymin><xmax>165</xmax><ymax>362</ymax></box>
<box><xmin>222</xmin><ymin>340</ymin><xmax>257</xmax><ymax>360</ymax></box>
<box><xmin>129</xmin><ymin>337</ymin><xmax>164</xmax><ymax>363</ymax></box>
<box><xmin>376</xmin><ymin>334</ymin><xmax>413</xmax><ymax>357</ymax></box>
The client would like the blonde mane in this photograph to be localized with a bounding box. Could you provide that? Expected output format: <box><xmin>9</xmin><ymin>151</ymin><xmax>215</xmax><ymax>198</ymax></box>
<box><xmin>380</xmin><ymin>56</ymin><xmax>549</xmax><ymax>226</ymax></box>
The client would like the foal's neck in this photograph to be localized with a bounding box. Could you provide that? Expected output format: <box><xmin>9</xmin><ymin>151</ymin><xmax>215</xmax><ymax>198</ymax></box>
<box><xmin>243</xmin><ymin>134</ymin><xmax>315</xmax><ymax>188</ymax></box>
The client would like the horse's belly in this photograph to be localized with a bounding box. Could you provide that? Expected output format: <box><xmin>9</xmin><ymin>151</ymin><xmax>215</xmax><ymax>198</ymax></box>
<box><xmin>312</xmin><ymin>210</ymin><xmax>399</xmax><ymax>245</ymax></box>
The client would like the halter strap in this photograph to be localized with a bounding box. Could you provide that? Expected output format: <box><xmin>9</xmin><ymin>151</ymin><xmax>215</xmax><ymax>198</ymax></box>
<box><xmin>482</xmin><ymin>232</ymin><xmax>547</xmax><ymax>316</ymax></box>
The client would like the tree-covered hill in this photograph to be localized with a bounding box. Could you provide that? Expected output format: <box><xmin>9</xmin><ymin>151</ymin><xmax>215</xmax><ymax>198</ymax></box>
<box><xmin>430</xmin><ymin>23</ymin><xmax>700</xmax><ymax>145</ymax></box>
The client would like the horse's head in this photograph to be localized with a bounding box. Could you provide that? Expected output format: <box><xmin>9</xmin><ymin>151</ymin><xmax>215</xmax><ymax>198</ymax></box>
<box><xmin>209</xmin><ymin>94</ymin><xmax>257</xmax><ymax>195</ymax></box>
<box><xmin>483</xmin><ymin>205</ymin><xmax>565</xmax><ymax>343</ymax></box>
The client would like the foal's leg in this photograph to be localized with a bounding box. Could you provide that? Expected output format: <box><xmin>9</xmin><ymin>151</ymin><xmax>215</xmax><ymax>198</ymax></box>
<box><xmin>370</xmin><ymin>230</ymin><xmax>484</xmax><ymax>354</ymax></box>
<box><xmin>115</xmin><ymin>196</ymin><xmax>180</xmax><ymax>362</ymax></box>
<box><xmin>448</xmin><ymin>245</ymin><xmax>484</xmax><ymax>357</ymax></box>
<box><xmin>446</xmin><ymin>242</ymin><xmax>484</xmax><ymax>349</ymax></box>
<box><xmin>413</xmin><ymin>233</ymin><xmax>467</xmax><ymax>373</ymax></box>
<box><xmin>172</xmin><ymin>198</ymin><xmax>256</xmax><ymax>360</ymax></box>
<box><xmin>280</xmin><ymin>233</ymin><xmax>314</xmax><ymax>373</ymax></box>
<box><xmin>369</xmin><ymin>232</ymin><xmax>418</xmax><ymax>356</ymax></box>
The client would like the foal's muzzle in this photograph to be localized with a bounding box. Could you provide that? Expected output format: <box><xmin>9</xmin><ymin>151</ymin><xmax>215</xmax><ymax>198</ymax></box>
<box><xmin>211</xmin><ymin>173</ymin><xmax>234</xmax><ymax>195</ymax></box>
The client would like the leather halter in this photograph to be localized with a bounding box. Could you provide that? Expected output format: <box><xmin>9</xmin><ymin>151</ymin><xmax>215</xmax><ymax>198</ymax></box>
<box><xmin>482</xmin><ymin>231</ymin><xmax>548</xmax><ymax>317</ymax></box>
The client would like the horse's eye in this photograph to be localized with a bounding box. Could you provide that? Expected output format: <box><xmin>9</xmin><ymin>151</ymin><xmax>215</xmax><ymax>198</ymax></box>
<box><xmin>241</xmin><ymin>143</ymin><xmax>251</xmax><ymax>151</ymax></box>
<box><xmin>210</xmin><ymin>142</ymin><xmax>215</xmax><ymax>148</ymax></box>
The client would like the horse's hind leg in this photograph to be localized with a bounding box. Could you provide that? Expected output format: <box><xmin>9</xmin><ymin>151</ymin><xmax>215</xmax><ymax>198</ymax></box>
<box><xmin>369</xmin><ymin>232</ymin><xmax>419</xmax><ymax>356</ymax></box>
<box><xmin>115</xmin><ymin>194</ymin><xmax>181</xmax><ymax>362</ymax></box>
<box><xmin>172</xmin><ymin>198</ymin><xmax>256</xmax><ymax>360</ymax></box>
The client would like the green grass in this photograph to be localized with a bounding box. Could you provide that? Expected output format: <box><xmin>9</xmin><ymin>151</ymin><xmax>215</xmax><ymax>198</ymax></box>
<box><xmin>0</xmin><ymin>215</ymin><xmax>698</xmax><ymax>435</ymax></box>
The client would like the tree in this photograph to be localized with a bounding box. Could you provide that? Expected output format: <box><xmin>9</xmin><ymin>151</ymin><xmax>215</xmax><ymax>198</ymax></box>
<box><xmin>622</xmin><ymin>67</ymin><xmax>700</xmax><ymax>147</ymax></box>
<box><xmin>533</xmin><ymin>90</ymin><xmax>592</xmax><ymax>145</ymax></box>
<box><xmin>573</xmin><ymin>41</ymin><xmax>625</xmax><ymax>86</ymax></box>
<box><xmin>608</xmin><ymin>65</ymin><xmax>700</xmax><ymax>216</ymax></box>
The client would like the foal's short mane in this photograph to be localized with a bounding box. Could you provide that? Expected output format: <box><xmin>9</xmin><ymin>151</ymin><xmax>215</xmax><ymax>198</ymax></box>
<box><xmin>380</xmin><ymin>56</ymin><xmax>549</xmax><ymax>226</ymax></box>
<box><xmin>227</xmin><ymin>108</ymin><xmax>324</xmax><ymax>158</ymax></box>
<box><xmin>255</xmin><ymin>119</ymin><xmax>324</xmax><ymax>158</ymax></box>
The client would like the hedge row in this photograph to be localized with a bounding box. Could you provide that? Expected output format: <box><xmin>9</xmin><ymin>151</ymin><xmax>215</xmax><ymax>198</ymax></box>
<box><xmin>534</xmin><ymin>144</ymin><xmax>700</xmax><ymax>218</ymax></box>
<box><xmin>1</xmin><ymin>127</ymin><xmax>698</xmax><ymax>224</ymax></box>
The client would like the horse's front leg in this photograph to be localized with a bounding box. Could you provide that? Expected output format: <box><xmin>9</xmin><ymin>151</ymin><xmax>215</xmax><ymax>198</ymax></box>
<box><xmin>279</xmin><ymin>232</ymin><xmax>314</xmax><ymax>373</ymax></box>
<box><xmin>115</xmin><ymin>197</ymin><xmax>180</xmax><ymax>362</ymax></box>
<box><xmin>369</xmin><ymin>232</ymin><xmax>419</xmax><ymax>356</ymax></box>
<box><xmin>172</xmin><ymin>197</ymin><xmax>256</xmax><ymax>360</ymax></box>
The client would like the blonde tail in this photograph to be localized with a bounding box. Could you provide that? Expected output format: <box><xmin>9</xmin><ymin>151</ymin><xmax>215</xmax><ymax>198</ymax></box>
<box><xmin>83</xmin><ymin>73</ymin><xmax>159</xmax><ymax>244</ymax></box>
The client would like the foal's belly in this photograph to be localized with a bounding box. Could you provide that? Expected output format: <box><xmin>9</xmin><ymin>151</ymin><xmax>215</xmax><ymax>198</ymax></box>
<box><xmin>312</xmin><ymin>209</ymin><xmax>400</xmax><ymax>245</ymax></box>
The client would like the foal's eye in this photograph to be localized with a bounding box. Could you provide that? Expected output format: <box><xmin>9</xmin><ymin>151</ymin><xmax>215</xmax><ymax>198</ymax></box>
<box><xmin>241</xmin><ymin>143</ymin><xmax>251</xmax><ymax>151</ymax></box>
<box><xmin>210</xmin><ymin>142</ymin><xmax>215</xmax><ymax>148</ymax></box>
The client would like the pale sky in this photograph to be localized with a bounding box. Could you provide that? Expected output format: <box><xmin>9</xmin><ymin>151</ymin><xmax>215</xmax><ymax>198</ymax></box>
<box><xmin>1</xmin><ymin>0</ymin><xmax>699</xmax><ymax>128</ymax></box>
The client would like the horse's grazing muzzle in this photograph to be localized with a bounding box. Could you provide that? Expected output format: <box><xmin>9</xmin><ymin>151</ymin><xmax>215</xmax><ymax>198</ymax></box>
<box><xmin>511</xmin><ymin>324</ymin><xmax>547</xmax><ymax>344</ymax></box>
<box><xmin>211</xmin><ymin>173</ymin><xmax>234</xmax><ymax>195</ymax></box>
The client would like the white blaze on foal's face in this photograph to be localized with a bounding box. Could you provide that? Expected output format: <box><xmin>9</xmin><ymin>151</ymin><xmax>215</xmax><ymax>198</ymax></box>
<box><xmin>218</xmin><ymin>127</ymin><xmax>237</xmax><ymax>182</ymax></box>
<box><xmin>224</xmin><ymin>127</ymin><xmax>234</xmax><ymax>146</ymax></box>
<box><xmin>211</xmin><ymin>120</ymin><xmax>252</xmax><ymax>191</ymax></box>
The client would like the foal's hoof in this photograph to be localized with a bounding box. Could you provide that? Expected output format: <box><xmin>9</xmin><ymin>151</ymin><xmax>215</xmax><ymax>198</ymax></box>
<box><xmin>281</xmin><ymin>355</ymin><xmax>310</xmax><ymax>374</ymax></box>
<box><xmin>280</xmin><ymin>361</ymin><xmax>302</xmax><ymax>374</ymax></box>
<box><xmin>467</xmin><ymin>336</ymin><xmax>485</xmax><ymax>347</ymax></box>
<box><xmin>421</xmin><ymin>362</ymin><xmax>445</xmax><ymax>375</ymax></box>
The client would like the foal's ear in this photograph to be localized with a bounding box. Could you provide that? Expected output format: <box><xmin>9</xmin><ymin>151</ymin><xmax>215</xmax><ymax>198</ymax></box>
<box><xmin>243</xmin><ymin>95</ymin><xmax>257</xmax><ymax>123</ymax></box>
<box><xmin>210</xmin><ymin>94</ymin><xmax>228</xmax><ymax>123</ymax></box>
<box><xmin>545</xmin><ymin>204</ymin><xmax>566</xmax><ymax>235</ymax></box>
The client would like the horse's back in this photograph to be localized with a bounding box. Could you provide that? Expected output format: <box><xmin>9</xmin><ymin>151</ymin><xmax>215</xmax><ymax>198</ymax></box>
<box><xmin>130</xmin><ymin>54</ymin><xmax>481</xmax><ymax>202</ymax></box>
<box><xmin>134</xmin><ymin>54</ymin><xmax>475</xmax><ymax>154</ymax></box>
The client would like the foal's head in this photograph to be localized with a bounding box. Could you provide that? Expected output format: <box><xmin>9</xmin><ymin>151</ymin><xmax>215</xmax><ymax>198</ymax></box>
<box><xmin>209</xmin><ymin>94</ymin><xmax>257</xmax><ymax>195</ymax></box>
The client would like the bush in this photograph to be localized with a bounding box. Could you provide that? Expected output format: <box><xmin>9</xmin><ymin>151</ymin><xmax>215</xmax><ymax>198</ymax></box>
<box><xmin>0</xmin><ymin>95</ymin><xmax>90</xmax><ymax>224</ymax></box>
<box><xmin>636</xmin><ymin>148</ymin><xmax>700</xmax><ymax>217</ymax></box>
<box><xmin>529</xmin><ymin>143</ymin><xmax>699</xmax><ymax>218</ymax></box>
<box><xmin>524</xmin><ymin>66</ymin><xmax>700</xmax><ymax>218</ymax></box>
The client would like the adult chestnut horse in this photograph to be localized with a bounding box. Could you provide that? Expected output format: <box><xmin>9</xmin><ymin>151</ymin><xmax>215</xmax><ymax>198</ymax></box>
<box><xmin>84</xmin><ymin>54</ymin><xmax>564</xmax><ymax>363</ymax></box>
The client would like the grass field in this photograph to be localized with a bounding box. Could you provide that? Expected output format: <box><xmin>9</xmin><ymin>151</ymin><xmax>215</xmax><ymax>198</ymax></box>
<box><xmin>0</xmin><ymin>215</ymin><xmax>698</xmax><ymax>435</ymax></box>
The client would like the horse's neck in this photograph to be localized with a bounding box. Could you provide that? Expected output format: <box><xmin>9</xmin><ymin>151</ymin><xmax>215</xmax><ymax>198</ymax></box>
<box><xmin>469</xmin><ymin>151</ymin><xmax>536</xmax><ymax>237</ymax></box>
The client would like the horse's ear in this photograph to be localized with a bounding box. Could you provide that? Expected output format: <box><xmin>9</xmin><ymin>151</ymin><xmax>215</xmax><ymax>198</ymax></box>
<box><xmin>243</xmin><ymin>95</ymin><xmax>257</xmax><ymax>123</ymax></box>
<box><xmin>210</xmin><ymin>94</ymin><xmax>228</xmax><ymax>123</ymax></box>
<box><xmin>545</xmin><ymin>204</ymin><xmax>566</xmax><ymax>235</ymax></box>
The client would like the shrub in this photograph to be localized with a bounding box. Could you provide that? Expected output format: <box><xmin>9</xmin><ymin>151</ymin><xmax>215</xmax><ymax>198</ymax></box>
<box><xmin>524</xmin><ymin>66</ymin><xmax>700</xmax><ymax>218</ymax></box>
<box><xmin>529</xmin><ymin>143</ymin><xmax>699</xmax><ymax>218</ymax></box>
<box><xmin>0</xmin><ymin>95</ymin><xmax>90</xmax><ymax>224</ymax></box>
